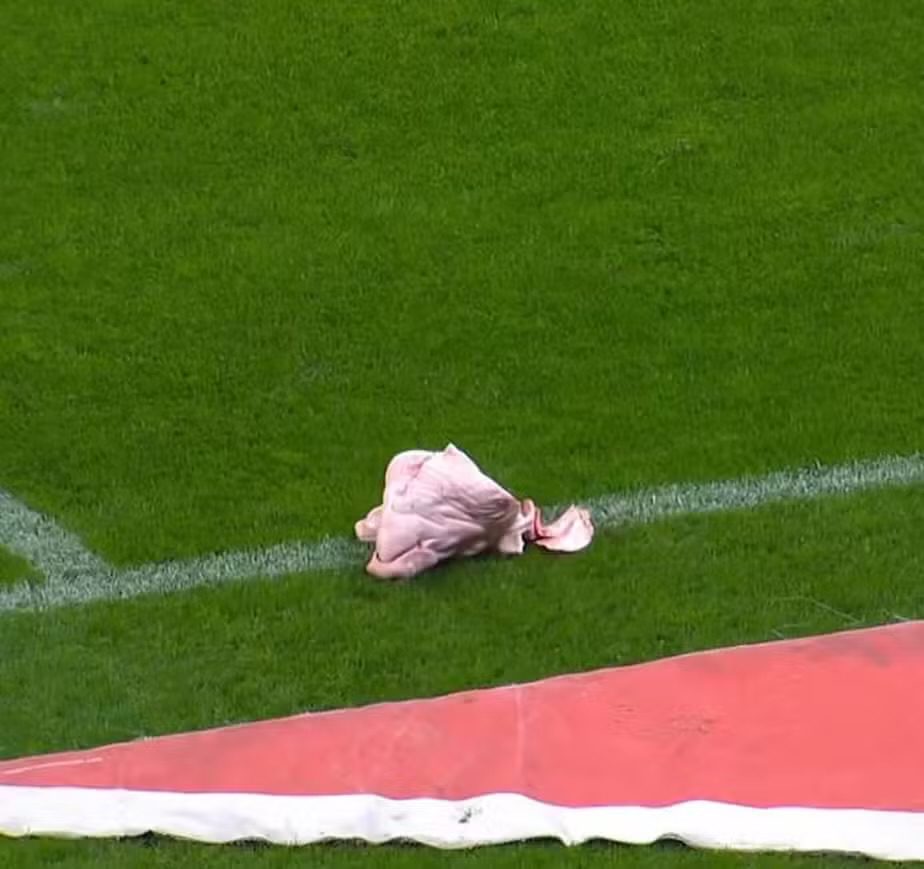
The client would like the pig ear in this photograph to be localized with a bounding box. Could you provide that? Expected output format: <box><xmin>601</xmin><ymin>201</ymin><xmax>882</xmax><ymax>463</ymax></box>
<box><xmin>531</xmin><ymin>506</ymin><xmax>594</xmax><ymax>553</ymax></box>
<box><xmin>355</xmin><ymin>506</ymin><xmax>384</xmax><ymax>543</ymax></box>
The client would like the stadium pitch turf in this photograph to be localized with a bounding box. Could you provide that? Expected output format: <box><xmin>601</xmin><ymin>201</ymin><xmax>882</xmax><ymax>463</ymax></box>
<box><xmin>2</xmin><ymin>0</ymin><xmax>923</xmax><ymax>866</ymax></box>
<box><xmin>0</xmin><ymin>544</ymin><xmax>40</xmax><ymax>587</ymax></box>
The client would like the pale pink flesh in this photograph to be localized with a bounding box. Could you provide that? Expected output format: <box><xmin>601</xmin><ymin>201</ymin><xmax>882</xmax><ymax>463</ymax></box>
<box><xmin>356</xmin><ymin>444</ymin><xmax>594</xmax><ymax>579</ymax></box>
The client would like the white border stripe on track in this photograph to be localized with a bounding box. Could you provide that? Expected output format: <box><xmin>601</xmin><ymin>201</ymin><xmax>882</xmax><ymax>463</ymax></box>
<box><xmin>2</xmin><ymin>787</ymin><xmax>924</xmax><ymax>860</ymax></box>
<box><xmin>1</xmin><ymin>453</ymin><xmax>922</xmax><ymax>614</ymax></box>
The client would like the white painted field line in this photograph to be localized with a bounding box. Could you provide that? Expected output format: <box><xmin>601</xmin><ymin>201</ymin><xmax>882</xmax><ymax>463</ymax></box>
<box><xmin>0</xmin><ymin>453</ymin><xmax>922</xmax><ymax>615</ymax></box>
<box><xmin>0</xmin><ymin>490</ymin><xmax>109</xmax><ymax>580</ymax></box>
<box><xmin>582</xmin><ymin>453</ymin><xmax>924</xmax><ymax>526</ymax></box>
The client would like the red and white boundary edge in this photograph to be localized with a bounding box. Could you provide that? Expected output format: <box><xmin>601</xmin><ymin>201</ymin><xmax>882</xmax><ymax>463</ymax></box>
<box><xmin>2</xmin><ymin>787</ymin><xmax>923</xmax><ymax>860</ymax></box>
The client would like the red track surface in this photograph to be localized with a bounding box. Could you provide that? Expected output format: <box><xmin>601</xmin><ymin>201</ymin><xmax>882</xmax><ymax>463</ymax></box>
<box><xmin>4</xmin><ymin>623</ymin><xmax>923</xmax><ymax>811</ymax></box>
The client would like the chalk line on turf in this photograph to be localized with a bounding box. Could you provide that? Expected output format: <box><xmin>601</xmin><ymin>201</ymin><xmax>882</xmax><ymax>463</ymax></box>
<box><xmin>1</xmin><ymin>453</ymin><xmax>922</xmax><ymax>614</ymax></box>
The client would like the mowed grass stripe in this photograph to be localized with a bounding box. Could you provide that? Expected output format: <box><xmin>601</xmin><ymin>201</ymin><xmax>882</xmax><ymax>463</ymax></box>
<box><xmin>1</xmin><ymin>452</ymin><xmax>921</xmax><ymax>614</ymax></box>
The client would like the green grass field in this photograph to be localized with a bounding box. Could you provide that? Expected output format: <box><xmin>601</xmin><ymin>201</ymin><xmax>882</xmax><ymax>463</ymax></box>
<box><xmin>0</xmin><ymin>545</ymin><xmax>40</xmax><ymax>586</ymax></box>
<box><xmin>2</xmin><ymin>0</ymin><xmax>923</xmax><ymax>866</ymax></box>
